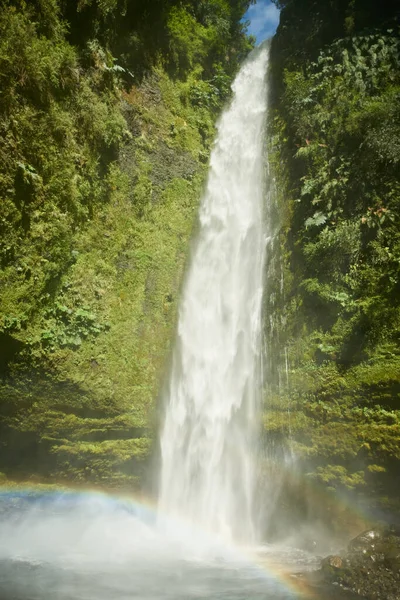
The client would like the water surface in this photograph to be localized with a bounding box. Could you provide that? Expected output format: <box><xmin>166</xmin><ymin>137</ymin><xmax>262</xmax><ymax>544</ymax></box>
<box><xmin>0</xmin><ymin>493</ymin><xmax>358</xmax><ymax>600</ymax></box>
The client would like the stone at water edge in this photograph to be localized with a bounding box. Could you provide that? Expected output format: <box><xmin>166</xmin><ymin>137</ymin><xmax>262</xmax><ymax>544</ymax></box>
<box><xmin>316</xmin><ymin>526</ymin><xmax>400</xmax><ymax>600</ymax></box>
<box><xmin>348</xmin><ymin>530</ymin><xmax>383</xmax><ymax>553</ymax></box>
<box><xmin>347</xmin><ymin>527</ymin><xmax>400</xmax><ymax>570</ymax></box>
<box><xmin>321</xmin><ymin>555</ymin><xmax>343</xmax><ymax>569</ymax></box>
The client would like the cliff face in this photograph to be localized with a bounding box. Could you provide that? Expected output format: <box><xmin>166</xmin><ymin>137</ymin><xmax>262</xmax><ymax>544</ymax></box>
<box><xmin>2</xmin><ymin>0</ymin><xmax>399</xmax><ymax>534</ymax></box>
<box><xmin>265</xmin><ymin>0</ymin><xmax>400</xmax><ymax>531</ymax></box>
<box><xmin>0</xmin><ymin>0</ymin><xmax>253</xmax><ymax>489</ymax></box>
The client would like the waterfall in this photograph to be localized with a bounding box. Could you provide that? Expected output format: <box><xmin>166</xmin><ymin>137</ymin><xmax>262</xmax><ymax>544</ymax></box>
<box><xmin>159</xmin><ymin>45</ymin><xmax>269</xmax><ymax>543</ymax></box>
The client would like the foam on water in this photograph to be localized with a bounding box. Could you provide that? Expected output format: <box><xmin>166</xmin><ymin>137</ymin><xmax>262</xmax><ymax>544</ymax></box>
<box><xmin>0</xmin><ymin>489</ymin><xmax>317</xmax><ymax>599</ymax></box>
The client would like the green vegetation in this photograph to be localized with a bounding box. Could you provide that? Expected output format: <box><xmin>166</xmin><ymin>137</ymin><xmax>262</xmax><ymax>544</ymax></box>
<box><xmin>1</xmin><ymin>0</ymin><xmax>398</xmax><ymax>535</ymax></box>
<box><xmin>0</xmin><ymin>0</ymin><xmax>253</xmax><ymax>488</ymax></box>
<box><xmin>266</xmin><ymin>0</ymin><xmax>400</xmax><ymax>520</ymax></box>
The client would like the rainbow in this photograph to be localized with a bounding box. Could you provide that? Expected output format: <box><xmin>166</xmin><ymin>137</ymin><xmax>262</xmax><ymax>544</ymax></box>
<box><xmin>0</xmin><ymin>482</ymin><xmax>334</xmax><ymax>599</ymax></box>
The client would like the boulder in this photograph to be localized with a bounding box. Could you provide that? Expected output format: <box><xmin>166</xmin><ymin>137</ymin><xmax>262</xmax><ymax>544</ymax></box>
<box><xmin>321</xmin><ymin>555</ymin><xmax>343</xmax><ymax>569</ymax></box>
<box><xmin>317</xmin><ymin>526</ymin><xmax>400</xmax><ymax>599</ymax></box>
<box><xmin>348</xmin><ymin>529</ymin><xmax>382</xmax><ymax>553</ymax></box>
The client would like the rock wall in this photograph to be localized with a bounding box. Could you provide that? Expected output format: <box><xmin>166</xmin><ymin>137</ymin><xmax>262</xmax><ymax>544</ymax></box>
<box><xmin>263</xmin><ymin>0</ymin><xmax>400</xmax><ymax>533</ymax></box>
<box><xmin>0</xmin><ymin>0</ymin><xmax>253</xmax><ymax>489</ymax></box>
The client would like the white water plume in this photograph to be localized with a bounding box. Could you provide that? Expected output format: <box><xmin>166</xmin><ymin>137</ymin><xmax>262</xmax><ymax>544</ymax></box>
<box><xmin>159</xmin><ymin>45</ymin><xmax>270</xmax><ymax>542</ymax></box>
<box><xmin>0</xmin><ymin>493</ymin><xmax>308</xmax><ymax>600</ymax></box>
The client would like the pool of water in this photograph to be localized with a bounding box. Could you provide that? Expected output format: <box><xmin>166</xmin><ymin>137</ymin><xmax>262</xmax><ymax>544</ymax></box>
<box><xmin>0</xmin><ymin>493</ymin><xmax>356</xmax><ymax>600</ymax></box>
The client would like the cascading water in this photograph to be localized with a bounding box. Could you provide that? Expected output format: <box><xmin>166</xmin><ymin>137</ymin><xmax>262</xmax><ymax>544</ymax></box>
<box><xmin>0</xmin><ymin>43</ymin><xmax>328</xmax><ymax>600</ymax></box>
<box><xmin>159</xmin><ymin>45</ymin><xmax>270</xmax><ymax>543</ymax></box>
<box><xmin>0</xmin><ymin>29</ymin><xmax>342</xmax><ymax>598</ymax></box>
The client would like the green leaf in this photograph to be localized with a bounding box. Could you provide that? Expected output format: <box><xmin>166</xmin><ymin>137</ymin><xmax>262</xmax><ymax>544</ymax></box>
<box><xmin>305</xmin><ymin>212</ymin><xmax>327</xmax><ymax>228</ymax></box>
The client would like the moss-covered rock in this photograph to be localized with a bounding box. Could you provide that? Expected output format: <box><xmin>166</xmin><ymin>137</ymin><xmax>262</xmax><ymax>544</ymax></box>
<box><xmin>264</xmin><ymin>0</ymin><xmax>400</xmax><ymax>529</ymax></box>
<box><xmin>0</xmin><ymin>0</ymin><xmax>254</xmax><ymax>489</ymax></box>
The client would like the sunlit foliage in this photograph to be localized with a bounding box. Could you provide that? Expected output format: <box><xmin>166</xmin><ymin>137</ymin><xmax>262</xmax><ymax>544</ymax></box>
<box><xmin>0</xmin><ymin>0</ymin><xmax>254</xmax><ymax>485</ymax></box>
<box><xmin>267</xmin><ymin>0</ymin><xmax>400</xmax><ymax>516</ymax></box>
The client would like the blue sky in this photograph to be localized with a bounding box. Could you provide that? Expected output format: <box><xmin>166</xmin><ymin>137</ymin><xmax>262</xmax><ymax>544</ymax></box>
<box><xmin>244</xmin><ymin>0</ymin><xmax>280</xmax><ymax>43</ymax></box>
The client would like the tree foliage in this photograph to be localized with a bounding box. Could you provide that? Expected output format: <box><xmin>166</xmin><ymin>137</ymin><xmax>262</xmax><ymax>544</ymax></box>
<box><xmin>0</xmin><ymin>0</ymin><xmax>254</xmax><ymax>485</ymax></box>
<box><xmin>267</xmin><ymin>0</ymin><xmax>400</xmax><ymax>518</ymax></box>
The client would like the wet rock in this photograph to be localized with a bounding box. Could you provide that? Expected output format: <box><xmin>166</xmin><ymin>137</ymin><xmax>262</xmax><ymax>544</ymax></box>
<box><xmin>317</xmin><ymin>527</ymin><xmax>400</xmax><ymax>600</ymax></box>
<box><xmin>348</xmin><ymin>530</ymin><xmax>382</xmax><ymax>553</ymax></box>
<box><xmin>384</xmin><ymin>544</ymin><xmax>400</xmax><ymax>571</ymax></box>
<box><xmin>321</xmin><ymin>555</ymin><xmax>343</xmax><ymax>569</ymax></box>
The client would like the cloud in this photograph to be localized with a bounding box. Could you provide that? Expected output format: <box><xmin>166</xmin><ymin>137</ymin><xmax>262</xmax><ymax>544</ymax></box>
<box><xmin>245</xmin><ymin>0</ymin><xmax>280</xmax><ymax>42</ymax></box>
